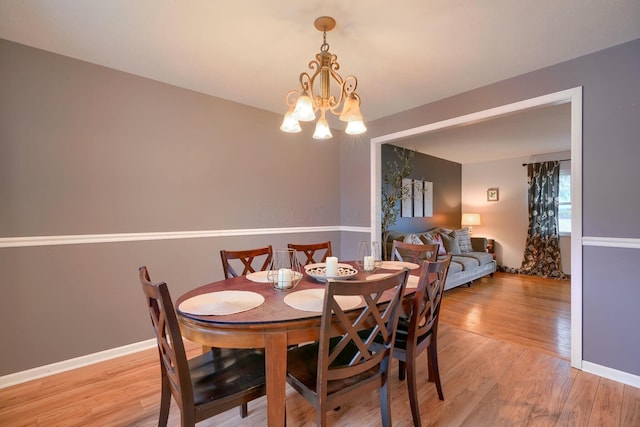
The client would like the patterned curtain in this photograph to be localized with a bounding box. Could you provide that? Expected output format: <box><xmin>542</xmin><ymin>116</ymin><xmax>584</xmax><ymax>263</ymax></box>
<box><xmin>519</xmin><ymin>161</ymin><xmax>567</xmax><ymax>279</ymax></box>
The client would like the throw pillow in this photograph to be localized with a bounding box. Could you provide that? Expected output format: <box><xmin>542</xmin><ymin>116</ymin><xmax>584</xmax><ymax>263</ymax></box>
<box><xmin>418</xmin><ymin>232</ymin><xmax>436</xmax><ymax>245</ymax></box>
<box><xmin>440</xmin><ymin>231</ymin><xmax>461</xmax><ymax>255</ymax></box>
<box><xmin>457</xmin><ymin>227</ymin><xmax>473</xmax><ymax>252</ymax></box>
<box><xmin>432</xmin><ymin>233</ymin><xmax>447</xmax><ymax>255</ymax></box>
<box><xmin>403</xmin><ymin>233</ymin><xmax>423</xmax><ymax>245</ymax></box>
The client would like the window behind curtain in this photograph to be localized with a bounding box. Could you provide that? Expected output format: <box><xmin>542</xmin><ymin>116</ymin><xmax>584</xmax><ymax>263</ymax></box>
<box><xmin>558</xmin><ymin>160</ymin><xmax>571</xmax><ymax>234</ymax></box>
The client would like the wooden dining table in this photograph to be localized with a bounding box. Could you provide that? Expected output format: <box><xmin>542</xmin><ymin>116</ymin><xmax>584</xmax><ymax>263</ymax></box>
<box><xmin>175</xmin><ymin>261</ymin><xmax>421</xmax><ymax>427</ymax></box>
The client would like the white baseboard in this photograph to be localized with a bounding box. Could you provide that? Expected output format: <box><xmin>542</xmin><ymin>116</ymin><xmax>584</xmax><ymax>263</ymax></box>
<box><xmin>4</xmin><ymin>341</ymin><xmax>639</xmax><ymax>392</ymax></box>
<box><xmin>0</xmin><ymin>339</ymin><xmax>156</xmax><ymax>389</ymax></box>
<box><xmin>582</xmin><ymin>360</ymin><xmax>640</xmax><ymax>388</ymax></box>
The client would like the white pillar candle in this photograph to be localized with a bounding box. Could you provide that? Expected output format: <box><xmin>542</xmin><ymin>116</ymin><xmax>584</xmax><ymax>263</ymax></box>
<box><xmin>277</xmin><ymin>268</ymin><xmax>292</xmax><ymax>289</ymax></box>
<box><xmin>325</xmin><ymin>256</ymin><xmax>338</xmax><ymax>277</ymax></box>
<box><xmin>364</xmin><ymin>255</ymin><xmax>374</xmax><ymax>271</ymax></box>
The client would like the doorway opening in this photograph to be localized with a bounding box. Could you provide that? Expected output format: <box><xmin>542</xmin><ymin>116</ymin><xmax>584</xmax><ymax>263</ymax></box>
<box><xmin>369</xmin><ymin>87</ymin><xmax>583</xmax><ymax>369</ymax></box>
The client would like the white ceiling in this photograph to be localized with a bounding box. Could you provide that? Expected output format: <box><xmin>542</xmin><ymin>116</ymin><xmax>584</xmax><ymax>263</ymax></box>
<box><xmin>1</xmin><ymin>1</ymin><xmax>639</xmax><ymax>162</ymax></box>
<box><xmin>394</xmin><ymin>103</ymin><xmax>572</xmax><ymax>164</ymax></box>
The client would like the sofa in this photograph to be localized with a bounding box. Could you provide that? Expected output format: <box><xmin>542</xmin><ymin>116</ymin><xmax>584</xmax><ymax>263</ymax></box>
<box><xmin>385</xmin><ymin>227</ymin><xmax>497</xmax><ymax>291</ymax></box>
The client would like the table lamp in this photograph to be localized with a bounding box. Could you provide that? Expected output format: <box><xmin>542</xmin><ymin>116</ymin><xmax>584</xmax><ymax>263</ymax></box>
<box><xmin>461</xmin><ymin>213</ymin><xmax>481</xmax><ymax>234</ymax></box>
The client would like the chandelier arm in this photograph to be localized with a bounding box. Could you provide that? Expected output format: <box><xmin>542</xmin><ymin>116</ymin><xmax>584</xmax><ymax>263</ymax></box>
<box><xmin>284</xmin><ymin>90</ymin><xmax>300</xmax><ymax>107</ymax></box>
<box><xmin>301</xmin><ymin>64</ymin><xmax>325</xmax><ymax>112</ymax></box>
<box><xmin>324</xmin><ymin>71</ymin><xmax>355</xmax><ymax>116</ymax></box>
<box><xmin>331</xmin><ymin>75</ymin><xmax>359</xmax><ymax>116</ymax></box>
<box><xmin>298</xmin><ymin>72</ymin><xmax>312</xmax><ymax>93</ymax></box>
<box><xmin>342</xmin><ymin>75</ymin><xmax>358</xmax><ymax>95</ymax></box>
<box><xmin>328</xmin><ymin>53</ymin><xmax>339</xmax><ymax>72</ymax></box>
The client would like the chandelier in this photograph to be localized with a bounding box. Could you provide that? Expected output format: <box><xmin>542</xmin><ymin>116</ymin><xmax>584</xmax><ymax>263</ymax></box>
<box><xmin>280</xmin><ymin>16</ymin><xmax>366</xmax><ymax>139</ymax></box>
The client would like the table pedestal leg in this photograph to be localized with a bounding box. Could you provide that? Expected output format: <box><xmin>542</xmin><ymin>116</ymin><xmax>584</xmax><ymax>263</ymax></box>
<box><xmin>265</xmin><ymin>332</ymin><xmax>287</xmax><ymax>427</ymax></box>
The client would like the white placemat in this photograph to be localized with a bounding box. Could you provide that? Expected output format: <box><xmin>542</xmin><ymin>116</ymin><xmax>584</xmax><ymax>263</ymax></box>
<box><xmin>366</xmin><ymin>273</ymin><xmax>419</xmax><ymax>288</ymax></box>
<box><xmin>406</xmin><ymin>275</ymin><xmax>420</xmax><ymax>289</ymax></box>
<box><xmin>365</xmin><ymin>273</ymin><xmax>392</xmax><ymax>281</ymax></box>
<box><xmin>380</xmin><ymin>261</ymin><xmax>420</xmax><ymax>270</ymax></box>
<box><xmin>246</xmin><ymin>270</ymin><xmax>272</xmax><ymax>283</ymax></box>
<box><xmin>179</xmin><ymin>291</ymin><xmax>265</xmax><ymax>315</ymax></box>
<box><xmin>283</xmin><ymin>289</ymin><xmax>362</xmax><ymax>313</ymax></box>
<box><xmin>246</xmin><ymin>270</ymin><xmax>303</xmax><ymax>285</ymax></box>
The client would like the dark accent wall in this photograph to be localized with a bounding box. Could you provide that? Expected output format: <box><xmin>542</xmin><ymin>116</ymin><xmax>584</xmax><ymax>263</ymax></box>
<box><xmin>381</xmin><ymin>144</ymin><xmax>461</xmax><ymax>233</ymax></box>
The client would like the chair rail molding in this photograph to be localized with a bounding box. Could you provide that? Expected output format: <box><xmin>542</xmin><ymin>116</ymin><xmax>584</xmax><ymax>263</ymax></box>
<box><xmin>0</xmin><ymin>225</ymin><xmax>371</xmax><ymax>248</ymax></box>
<box><xmin>582</xmin><ymin>236</ymin><xmax>640</xmax><ymax>249</ymax></box>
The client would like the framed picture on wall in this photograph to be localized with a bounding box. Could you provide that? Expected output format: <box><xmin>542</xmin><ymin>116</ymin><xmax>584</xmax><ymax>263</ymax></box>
<box><xmin>401</xmin><ymin>178</ymin><xmax>413</xmax><ymax>217</ymax></box>
<box><xmin>413</xmin><ymin>180</ymin><xmax>424</xmax><ymax>217</ymax></box>
<box><xmin>423</xmin><ymin>181</ymin><xmax>433</xmax><ymax>217</ymax></box>
<box><xmin>400</xmin><ymin>179</ymin><xmax>435</xmax><ymax>217</ymax></box>
<box><xmin>487</xmin><ymin>187</ymin><xmax>499</xmax><ymax>201</ymax></box>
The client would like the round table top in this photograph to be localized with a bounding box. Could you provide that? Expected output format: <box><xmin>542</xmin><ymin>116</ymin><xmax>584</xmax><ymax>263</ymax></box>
<box><xmin>175</xmin><ymin>262</ymin><xmax>420</xmax><ymax>328</ymax></box>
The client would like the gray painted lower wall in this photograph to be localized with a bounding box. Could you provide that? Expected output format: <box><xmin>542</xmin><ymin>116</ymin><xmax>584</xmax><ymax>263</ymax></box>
<box><xmin>583</xmin><ymin>246</ymin><xmax>640</xmax><ymax>376</ymax></box>
<box><xmin>0</xmin><ymin>230</ymin><xmax>351</xmax><ymax>375</ymax></box>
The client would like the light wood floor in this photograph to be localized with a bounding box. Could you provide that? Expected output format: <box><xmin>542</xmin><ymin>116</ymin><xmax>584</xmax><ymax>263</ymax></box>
<box><xmin>1</xmin><ymin>273</ymin><xmax>639</xmax><ymax>426</ymax></box>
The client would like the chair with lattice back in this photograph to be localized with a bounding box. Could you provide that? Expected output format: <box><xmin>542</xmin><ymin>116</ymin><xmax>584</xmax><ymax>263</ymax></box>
<box><xmin>286</xmin><ymin>269</ymin><xmax>409</xmax><ymax>426</ymax></box>
<box><xmin>390</xmin><ymin>240</ymin><xmax>439</xmax><ymax>265</ymax></box>
<box><xmin>391</xmin><ymin>255</ymin><xmax>452</xmax><ymax>427</ymax></box>
<box><xmin>137</xmin><ymin>266</ymin><xmax>266</xmax><ymax>426</ymax></box>
<box><xmin>287</xmin><ymin>241</ymin><xmax>333</xmax><ymax>265</ymax></box>
<box><xmin>219</xmin><ymin>245</ymin><xmax>273</xmax><ymax>278</ymax></box>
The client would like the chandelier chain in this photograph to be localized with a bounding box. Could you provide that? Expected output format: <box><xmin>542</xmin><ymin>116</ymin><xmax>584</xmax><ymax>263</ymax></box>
<box><xmin>321</xmin><ymin>30</ymin><xmax>329</xmax><ymax>53</ymax></box>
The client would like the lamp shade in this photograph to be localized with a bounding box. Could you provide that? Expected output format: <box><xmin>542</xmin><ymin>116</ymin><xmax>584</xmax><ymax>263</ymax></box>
<box><xmin>345</xmin><ymin>118</ymin><xmax>367</xmax><ymax>135</ymax></box>
<box><xmin>312</xmin><ymin>117</ymin><xmax>332</xmax><ymax>139</ymax></box>
<box><xmin>280</xmin><ymin>107</ymin><xmax>302</xmax><ymax>133</ymax></box>
<box><xmin>461</xmin><ymin>213</ymin><xmax>481</xmax><ymax>226</ymax></box>
<box><xmin>293</xmin><ymin>94</ymin><xmax>315</xmax><ymax>121</ymax></box>
<box><xmin>339</xmin><ymin>93</ymin><xmax>362</xmax><ymax>122</ymax></box>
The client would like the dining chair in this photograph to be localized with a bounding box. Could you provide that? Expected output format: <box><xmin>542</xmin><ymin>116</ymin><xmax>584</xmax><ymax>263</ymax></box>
<box><xmin>287</xmin><ymin>241</ymin><xmax>333</xmax><ymax>265</ymax></box>
<box><xmin>138</xmin><ymin>266</ymin><xmax>266</xmax><ymax>426</ymax></box>
<box><xmin>286</xmin><ymin>269</ymin><xmax>409</xmax><ymax>427</ymax></box>
<box><xmin>220</xmin><ymin>245</ymin><xmax>273</xmax><ymax>278</ymax></box>
<box><xmin>391</xmin><ymin>240</ymin><xmax>439</xmax><ymax>265</ymax></box>
<box><xmin>392</xmin><ymin>255</ymin><xmax>452</xmax><ymax>427</ymax></box>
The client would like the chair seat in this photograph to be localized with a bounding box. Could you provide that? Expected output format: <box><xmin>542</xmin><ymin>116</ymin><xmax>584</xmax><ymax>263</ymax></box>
<box><xmin>190</xmin><ymin>348</ymin><xmax>266</xmax><ymax>407</ymax></box>
<box><xmin>391</xmin><ymin>318</ymin><xmax>433</xmax><ymax>351</ymax></box>
<box><xmin>287</xmin><ymin>342</ymin><xmax>381</xmax><ymax>396</ymax></box>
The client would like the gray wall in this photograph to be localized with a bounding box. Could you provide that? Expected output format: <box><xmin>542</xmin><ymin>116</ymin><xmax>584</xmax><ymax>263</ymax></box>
<box><xmin>3</xmin><ymin>36</ymin><xmax>640</xmax><ymax>380</ymax></box>
<box><xmin>338</xmin><ymin>132</ymin><xmax>370</xmax><ymax>258</ymax></box>
<box><xmin>0</xmin><ymin>39</ymin><xmax>355</xmax><ymax>375</ymax></box>
<box><xmin>381</xmin><ymin>144</ymin><xmax>461</xmax><ymax>233</ymax></box>
<box><xmin>357</xmin><ymin>38</ymin><xmax>640</xmax><ymax>376</ymax></box>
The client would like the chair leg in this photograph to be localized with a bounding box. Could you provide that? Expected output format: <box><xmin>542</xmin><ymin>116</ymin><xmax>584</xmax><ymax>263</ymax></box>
<box><xmin>405</xmin><ymin>353</ymin><xmax>422</xmax><ymax>427</ymax></box>
<box><xmin>398</xmin><ymin>360</ymin><xmax>406</xmax><ymax>380</ymax></box>
<box><xmin>317</xmin><ymin>405</ymin><xmax>328</xmax><ymax>427</ymax></box>
<box><xmin>428</xmin><ymin>343</ymin><xmax>444</xmax><ymax>400</ymax></box>
<box><xmin>158</xmin><ymin>375</ymin><xmax>171</xmax><ymax>427</ymax></box>
<box><xmin>379</xmin><ymin>372</ymin><xmax>392</xmax><ymax>427</ymax></box>
<box><xmin>239</xmin><ymin>402</ymin><xmax>248</xmax><ymax>418</ymax></box>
